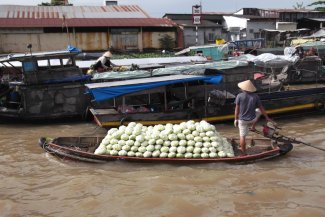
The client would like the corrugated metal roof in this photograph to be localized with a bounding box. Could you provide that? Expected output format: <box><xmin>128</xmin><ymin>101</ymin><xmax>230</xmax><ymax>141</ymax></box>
<box><xmin>0</xmin><ymin>5</ymin><xmax>150</xmax><ymax>19</ymax></box>
<box><xmin>0</xmin><ymin>5</ymin><xmax>177</xmax><ymax>28</ymax></box>
<box><xmin>271</xmin><ymin>8</ymin><xmax>316</xmax><ymax>13</ymax></box>
<box><xmin>305</xmin><ymin>18</ymin><xmax>325</xmax><ymax>22</ymax></box>
<box><xmin>164</xmin><ymin>13</ymin><xmax>228</xmax><ymax>19</ymax></box>
<box><xmin>203</xmin><ymin>12</ymin><xmax>232</xmax><ymax>15</ymax></box>
<box><xmin>174</xmin><ymin>19</ymin><xmax>222</xmax><ymax>28</ymax></box>
<box><xmin>232</xmin><ymin>14</ymin><xmax>277</xmax><ymax>20</ymax></box>
<box><xmin>0</xmin><ymin>18</ymin><xmax>176</xmax><ymax>28</ymax></box>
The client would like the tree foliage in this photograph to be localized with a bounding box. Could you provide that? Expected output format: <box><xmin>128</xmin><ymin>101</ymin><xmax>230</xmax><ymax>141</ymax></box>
<box><xmin>159</xmin><ymin>34</ymin><xmax>175</xmax><ymax>51</ymax></box>
<box><xmin>293</xmin><ymin>2</ymin><xmax>305</xmax><ymax>9</ymax></box>
<box><xmin>39</xmin><ymin>0</ymin><xmax>73</xmax><ymax>6</ymax></box>
<box><xmin>308</xmin><ymin>0</ymin><xmax>325</xmax><ymax>11</ymax></box>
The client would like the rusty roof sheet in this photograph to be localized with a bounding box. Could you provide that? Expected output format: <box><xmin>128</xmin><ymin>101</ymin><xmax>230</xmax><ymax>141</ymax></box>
<box><xmin>0</xmin><ymin>18</ymin><xmax>176</xmax><ymax>28</ymax></box>
<box><xmin>174</xmin><ymin>19</ymin><xmax>223</xmax><ymax>28</ymax></box>
<box><xmin>0</xmin><ymin>5</ymin><xmax>177</xmax><ymax>28</ymax></box>
<box><xmin>0</xmin><ymin>5</ymin><xmax>151</xmax><ymax>19</ymax></box>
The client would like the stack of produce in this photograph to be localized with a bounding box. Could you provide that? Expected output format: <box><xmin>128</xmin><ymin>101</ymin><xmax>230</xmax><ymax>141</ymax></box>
<box><xmin>94</xmin><ymin>120</ymin><xmax>235</xmax><ymax>158</ymax></box>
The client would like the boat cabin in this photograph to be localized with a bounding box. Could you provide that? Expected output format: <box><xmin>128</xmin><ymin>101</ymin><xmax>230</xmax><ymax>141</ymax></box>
<box><xmin>0</xmin><ymin>50</ymin><xmax>85</xmax><ymax>84</ymax></box>
<box><xmin>0</xmin><ymin>49</ymin><xmax>90</xmax><ymax>120</ymax></box>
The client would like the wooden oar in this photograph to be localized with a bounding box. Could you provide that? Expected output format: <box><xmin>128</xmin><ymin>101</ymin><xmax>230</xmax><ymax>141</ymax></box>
<box><xmin>250</xmin><ymin>127</ymin><xmax>325</xmax><ymax>152</ymax></box>
<box><xmin>284</xmin><ymin>137</ymin><xmax>325</xmax><ymax>152</ymax></box>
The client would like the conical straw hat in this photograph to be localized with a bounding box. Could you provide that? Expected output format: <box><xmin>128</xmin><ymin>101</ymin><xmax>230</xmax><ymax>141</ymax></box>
<box><xmin>103</xmin><ymin>51</ymin><xmax>112</xmax><ymax>58</ymax></box>
<box><xmin>238</xmin><ymin>80</ymin><xmax>256</xmax><ymax>92</ymax></box>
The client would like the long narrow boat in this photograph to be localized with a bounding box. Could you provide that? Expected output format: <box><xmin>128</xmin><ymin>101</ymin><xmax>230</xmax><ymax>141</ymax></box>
<box><xmin>39</xmin><ymin>137</ymin><xmax>293</xmax><ymax>164</ymax></box>
<box><xmin>85</xmin><ymin>73</ymin><xmax>325</xmax><ymax>128</ymax></box>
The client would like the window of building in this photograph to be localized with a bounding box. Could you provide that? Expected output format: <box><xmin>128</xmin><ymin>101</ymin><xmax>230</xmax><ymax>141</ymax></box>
<box><xmin>208</xmin><ymin>33</ymin><xmax>215</xmax><ymax>41</ymax></box>
<box><xmin>249</xmin><ymin>29</ymin><xmax>254</xmax><ymax>34</ymax></box>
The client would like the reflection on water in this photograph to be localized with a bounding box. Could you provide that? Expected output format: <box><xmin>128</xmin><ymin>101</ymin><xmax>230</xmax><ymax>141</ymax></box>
<box><xmin>0</xmin><ymin>114</ymin><xmax>324</xmax><ymax>217</ymax></box>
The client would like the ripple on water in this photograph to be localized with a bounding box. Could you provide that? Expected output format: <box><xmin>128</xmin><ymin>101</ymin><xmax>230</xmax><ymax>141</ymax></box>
<box><xmin>0</xmin><ymin>115</ymin><xmax>324</xmax><ymax>216</ymax></box>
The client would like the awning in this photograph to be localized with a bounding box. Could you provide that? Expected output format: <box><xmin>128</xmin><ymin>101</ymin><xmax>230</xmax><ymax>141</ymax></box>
<box><xmin>0</xmin><ymin>45</ymin><xmax>81</xmax><ymax>62</ymax></box>
<box><xmin>86</xmin><ymin>75</ymin><xmax>223</xmax><ymax>102</ymax></box>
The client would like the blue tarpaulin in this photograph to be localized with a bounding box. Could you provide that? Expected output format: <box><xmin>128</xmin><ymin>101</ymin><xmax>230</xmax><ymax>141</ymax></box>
<box><xmin>67</xmin><ymin>45</ymin><xmax>81</xmax><ymax>53</ymax></box>
<box><xmin>87</xmin><ymin>75</ymin><xmax>223</xmax><ymax>102</ymax></box>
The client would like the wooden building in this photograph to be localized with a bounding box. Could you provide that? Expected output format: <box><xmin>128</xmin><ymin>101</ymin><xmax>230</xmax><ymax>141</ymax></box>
<box><xmin>163</xmin><ymin>13</ymin><xmax>227</xmax><ymax>48</ymax></box>
<box><xmin>0</xmin><ymin>5</ymin><xmax>177</xmax><ymax>53</ymax></box>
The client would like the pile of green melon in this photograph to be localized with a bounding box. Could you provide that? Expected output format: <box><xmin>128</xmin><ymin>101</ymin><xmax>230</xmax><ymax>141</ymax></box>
<box><xmin>94</xmin><ymin>120</ymin><xmax>234</xmax><ymax>158</ymax></box>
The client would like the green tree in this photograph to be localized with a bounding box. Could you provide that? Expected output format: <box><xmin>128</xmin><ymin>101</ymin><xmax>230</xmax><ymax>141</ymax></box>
<box><xmin>293</xmin><ymin>2</ymin><xmax>305</xmax><ymax>9</ymax></box>
<box><xmin>308</xmin><ymin>1</ymin><xmax>325</xmax><ymax>11</ymax></box>
<box><xmin>159</xmin><ymin>34</ymin><xmax>175</xmax><ymax>51</ymax></box>
<box><xmin>39</xmin><ymin>0</ymin><xmax>72</xmax><ymax>6</ymax></box>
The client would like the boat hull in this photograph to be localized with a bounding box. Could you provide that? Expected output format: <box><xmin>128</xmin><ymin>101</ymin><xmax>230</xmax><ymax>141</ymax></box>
<box><xmin>90</xmin><ymin>87</ymin><xmax>325</xmax><ymax>127</ymax></box>
<box><xmin>39</xmin><ymin>137</ymin><xmax>293</xmax><ymax>164</ymax></box>
<box><xmin>0</xmin><ymin>83</ymin><xmax>89</xmax><ymax>120</ymax></box>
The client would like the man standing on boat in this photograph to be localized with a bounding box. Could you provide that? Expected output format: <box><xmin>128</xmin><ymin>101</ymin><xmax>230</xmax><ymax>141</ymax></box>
<box><xmin>234</xmin><ymin>80</ymin><xmax>271</xmax><ymax>155</ymax></box>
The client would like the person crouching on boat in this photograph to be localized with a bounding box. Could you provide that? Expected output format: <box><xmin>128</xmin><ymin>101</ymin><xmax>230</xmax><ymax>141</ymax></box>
<box><xmin>91</xmin><ymin>51</ymin><xmax>116</xmax><ymax>73</ymax></box>
<box><xmin>234</xmin><ymin>80</ymin><xmax>271</xmax><ymax>155</ymax></box>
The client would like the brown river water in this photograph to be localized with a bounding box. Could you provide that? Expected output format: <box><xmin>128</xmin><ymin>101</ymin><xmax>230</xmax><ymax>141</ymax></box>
<box><xmin>0</xmin><ymin>113</ymin><xmax>325</xmax><ymax>217</ymax></box>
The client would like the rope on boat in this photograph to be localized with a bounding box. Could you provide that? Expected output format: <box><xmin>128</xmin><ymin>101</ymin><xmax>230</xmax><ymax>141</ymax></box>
<box><xmin>39</xmin><ymin>138</ymin><xmax>55</xmax><ymax>154</ymax></box>
<box><xmin>82</xmin><ymin>106</ymin><xmax>91</xmax><ymax>120</ymax></box>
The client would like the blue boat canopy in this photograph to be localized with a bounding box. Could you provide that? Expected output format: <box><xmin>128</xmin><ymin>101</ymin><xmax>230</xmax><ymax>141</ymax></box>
<box><xmin>85</xmin><ymin>74</ymin><xmax>223</xmax><ymax>102</ymax></box>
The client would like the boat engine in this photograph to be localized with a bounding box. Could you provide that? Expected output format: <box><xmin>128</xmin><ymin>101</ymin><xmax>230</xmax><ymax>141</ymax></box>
<box><xmin>262</xmin><ymin>121</ymin><xmax>280</xmax><ymax>138</ymax></box>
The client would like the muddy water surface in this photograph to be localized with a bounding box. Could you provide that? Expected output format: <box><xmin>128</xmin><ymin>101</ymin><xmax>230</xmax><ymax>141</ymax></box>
<box><xmin>0</xmin><ymin>115</ymin><xmax>324</xmax><ymax>217</ymax></box>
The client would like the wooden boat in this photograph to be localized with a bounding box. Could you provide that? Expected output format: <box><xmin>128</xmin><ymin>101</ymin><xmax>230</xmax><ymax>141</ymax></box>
<box><xmin>257</xmin><ymin>56</ymin><xmax>325</xmax><ymax>85</ymax></box>
<box><xmin>0</xmin><ymin>46</ymin><xmax>275</xmax><ymax>121</ymax></box>
<box><xmin>85</xmin><ymin>72</ymin><xmax>325</xmax><ymax>128</ymax></box>
<box><xmin>38</xmin><ymin>136</ymin><xmax>293</xmax><ymax>164</ymax></box>
<box><xmin>256</xmin><ymin>46</ymin><xmax>325</xmax><ymax>84</ymax></box>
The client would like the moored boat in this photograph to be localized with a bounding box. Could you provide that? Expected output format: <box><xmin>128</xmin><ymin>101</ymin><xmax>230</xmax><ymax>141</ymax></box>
<box><xmin>85</xmin><ymin>73</ymin><xmax>325</xmax><ymax>128</ymax></box>
<box><xmin>38</xmin><ymin>136</ymin><xmax>293</xmax><ymax>164</ymax></box>
<box><xmin>0</xmin><ymin>47</ymin><xmax>91</xmax><ymax>120</ymax></box>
